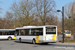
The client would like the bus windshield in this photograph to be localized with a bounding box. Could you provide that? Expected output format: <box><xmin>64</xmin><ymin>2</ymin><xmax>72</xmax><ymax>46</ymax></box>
<box><xmin>65</xmin><ymin>31</ymin><xmax>71</xmax><ymax>34</ymax></box>
<box><xmin>46</xmin><ymin>27</ymin><xmax>56</xmax><ymax>34</ymax></box>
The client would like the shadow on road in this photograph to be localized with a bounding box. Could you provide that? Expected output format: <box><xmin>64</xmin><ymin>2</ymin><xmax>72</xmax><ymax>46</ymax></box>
<box><xmin>0</xmin><ymin>39</ymin><xmax>15</xmax><ymax>41</ymax></box>
<box><xmin>14</xmin><ymin>41</ymin><xmax>75</xmax><ymax>47</ymax></box>
<box><xmin>0</xmin><ymin>39</ymin><xmax>9</xmax><ymax>41</ymax></box>
<box><xmin>14</xmin><ymin>41</ymin><xmax>33</xmax><ymax>44</ymax></box>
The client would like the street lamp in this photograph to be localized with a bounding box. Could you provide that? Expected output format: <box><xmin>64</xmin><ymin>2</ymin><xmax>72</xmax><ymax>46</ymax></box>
<box><xmin>73</xmin><ymin>17</ymin><xmax>75</xmax><ymax>26</ymax></box>
<box><xmin>57</xmin><ymin>6</ymin><xmax>64</xmax><ymax>43</ymax></box>
<box><xmin>68</xmin><ymin>16</ymin><xmax>71</xmax><ymax>31</ymax></box>
<box><xmin>57</xmin><ymin>10</ymin><xmax>61</xmax><ymax>12</ymax></box>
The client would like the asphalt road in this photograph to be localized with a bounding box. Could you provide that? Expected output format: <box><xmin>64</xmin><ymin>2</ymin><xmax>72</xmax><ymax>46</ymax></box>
<box><xmin>0</xmin><ymin>40</ymin><xmax>75</xmax><ymax>50</ymax></box>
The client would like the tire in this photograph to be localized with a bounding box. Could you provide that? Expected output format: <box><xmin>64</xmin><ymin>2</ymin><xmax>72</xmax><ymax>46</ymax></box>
<box><xmin>19</xmin><ymin>38</ymin><xmax>21</xmax><ymax>43</ymax></box>
<box><xmin>8</xmin><ymin>37</ymin><xmax>12</xmax><ymax>40</ymax></box>
<box><xmin>32</xmin><ymin>39</ymin><xmax>36</xmax><ymax>44</ymax></box>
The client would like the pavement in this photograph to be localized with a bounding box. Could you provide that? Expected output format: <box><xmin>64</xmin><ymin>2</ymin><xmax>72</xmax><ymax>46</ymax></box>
<box><xmin>56</xmin><ymin>42</ymin><xmax>75</xmax><ymax>45</ymax></box>
<box><xmin>0</xmin><ymin>40</ymin><xmax>75</xmax><ymax>50</ymax></box>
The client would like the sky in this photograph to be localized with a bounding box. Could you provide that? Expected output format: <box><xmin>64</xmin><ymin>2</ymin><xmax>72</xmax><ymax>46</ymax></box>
<box><xmin>0</xmin><ymin>0</ymin><xmax>74</xmax><ymax>18</ymax></box>
<box><xmin>55</xmin><ymin>0</ymin><xmax>74</xmax><ymax>10</ymax></box>
<box><xmin>0</xmin><ymin>0</ymin><xmax>20</xmax><ymax>18</ymax></box>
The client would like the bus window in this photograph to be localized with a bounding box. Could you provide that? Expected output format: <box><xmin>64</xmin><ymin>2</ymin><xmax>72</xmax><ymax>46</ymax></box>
<box><xmin>15</xmin><ymin>30</ymin><xmax>19</xmax><ymax>35</ymax></box>
<box><xmin>46</xmin><ymin>27</ymin><xmax>56</xmax><ymax>34</ymax></box>
<box><xmin>31</xmin><ymin>28</ymin><xmax>43</xmax><ymax>35</ymax></box>
<box><xmin>20</xmin><ymin>29</ymin><xmax>25</xmax><ymax>35</ymax></box>
<box><xmin>17</xmin><ymin>28</ymin><xmax>43</xmax><ymax>36</ymax></box>
<box><xmin>65</xmin><ymin>31</ymin><xmax>71</xmax><ymax>34</ymax></box>
<box><xmin>25</xmin><ymin>29</ymin><xmax>29</xmax><ymax>35</ymax></box>
<box><xmin>0</xmin><ymin>32</ymin><xmax>2</xmax><ymax>35</ymax></box>
<box><xmin>7</xmin><ymin>33</ymin><xmax>10</xmax><ymax>35</ymax></box>
<box><xmin>2</xmin><ymin>32</ymin><xmax>6</xmax><ymax>35</ymax></box>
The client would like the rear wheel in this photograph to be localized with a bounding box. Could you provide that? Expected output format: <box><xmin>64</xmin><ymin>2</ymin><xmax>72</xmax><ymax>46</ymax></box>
<box><xmin>32</xmin><ymin>39</ymin><xmax>36</xmax><ymax>44</ymax></box>
<box><xmin>19</xmin><ymin>38</ymin><xmax>21</xmax><ymax>43</ymax></box>
<box><xmin>8</xmin><ymin>37</ymin><xmax>12</xmax><ymax>40</ymax></box>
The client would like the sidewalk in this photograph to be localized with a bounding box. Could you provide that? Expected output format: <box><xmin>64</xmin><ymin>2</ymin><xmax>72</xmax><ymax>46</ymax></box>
<box><xmin>49</xmin><ymin>42</ymin><xmax>75</xmax><ymax>47</ymax></box>
<box><xmin>55</xmin><ymin>42</ymin><xmax>75</xmax><ymax>45</ymax></box>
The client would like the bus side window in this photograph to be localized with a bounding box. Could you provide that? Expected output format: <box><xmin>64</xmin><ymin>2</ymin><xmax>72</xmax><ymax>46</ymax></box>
<box><xmin>40</xmin><ymin>32</ymin><xmax>43</xmax><ymax>35</ymax></box>
<box><xmin>15</xmin><ymin>33</ymin><xmax>17</xmax><ymax>36</ymax></box>
<box><xmin>0</xmin><ymin>32</ymin><xmax>2</xmax><ymax>35</ymax></box>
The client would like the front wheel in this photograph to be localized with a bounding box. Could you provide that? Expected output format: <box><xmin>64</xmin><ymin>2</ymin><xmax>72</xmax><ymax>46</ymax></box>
<box><xmin>8</xmin><ymin>37</ymin><xmax>12</xmax><ymax>40</ymax></box>
<box><xmin>32</xmin><ymin>40</ymin><xmax>36</xmax><ymax>44</ymax></box>
<box><xmin>19</xmin><ymin>38</ymin><xmax>21</xmax><ymax>43</ymax></box>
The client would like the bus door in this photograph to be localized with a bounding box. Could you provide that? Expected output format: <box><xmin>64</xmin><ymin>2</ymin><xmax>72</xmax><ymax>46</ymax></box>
<box><xmin>35</xmin><ymin>28</ymin><xmax>43</xmax><ymax>43</ymax></box>
<box><xmin>45</xmin><ymin>27</ymin><xmax>57</xmax><ymax>41</ymax></box>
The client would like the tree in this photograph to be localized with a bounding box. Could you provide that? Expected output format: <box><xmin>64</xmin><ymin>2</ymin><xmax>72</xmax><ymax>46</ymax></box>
<box><xmin>64</xmin><ymin>1</ymin><xmax>75</xmax><ymax>34</ymax></box>
<box><xmin>64</xmin><ymin>2</ymin><xmax>73</xmax><ymax>18</ymax></box>
<box><xmin>35</xmin><ymin>0</ymin><xmax>56</xmax><ymax>25</ymax></box>
<box><xmin>2</xmin><ymin>11</ymin><xmax>14</xmax><ymax>29</ymax></box>
<box><xmin>0</xmin><ymin>18</ymin><xmax>3</xmax><ymax>29</ymax></box>
<box><xmin>71</xmin><ymin>1</ymin><xmax>75</xmax><ymax>34</ymax></box>
<box><xmin>0</xmin><ymin>2</ymin><xmax>2</xmax><ymax>13</ymax></box>
<box><xmin>11</xmin><ymin>0</ymin><xmax>35</xmax><ymax>27</ymax></box>
<box><xmin>11</xmin><ymin>0</ymin><xmax>56</xmax><ymax>26</ymax></box>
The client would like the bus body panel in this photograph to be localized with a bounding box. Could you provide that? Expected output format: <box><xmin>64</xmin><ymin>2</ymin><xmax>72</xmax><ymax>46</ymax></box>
<box><xmin>43</xmin><ymin>26</ymin><xmax>46</xmax><ymax>42</ymax></box>
<box><xmin>38</xmin><ymin>36</ymin><xmax>43</xmax><ymax>43</ymax></box>
<box><xmin>52</xmin><ymin>34</ymin><xmax>56</xmax><ymax>40</ymax></box>
<box><xmin>16</xmin><ymin>36</ymin><xmax>36</xmax><ymax>42</ymax></box>
<box><xmin>43</xmin><ymin>26</ymin><xmax>57</xmax><ymax>43</ymax></box>
<box><xmin>0</xmin><ymin>29</ymin><xmax>16</xmax><ymax>40</ymax></box>
<box><xmin>13</xmin><ymin>36</ymin><xmax>16</xmax><ymax>39</ymax></box>
<box><xmin>43</xmin><ymin>34</ymin><xmax>57</xmax><ymax>43</ymax></box>
<box><xmin>65</xmin><ymin>34</ymin><xmax>71</xmax><ymax>37</ymax></box>
<box><xmin>15</xmin><ymin>35</ymin><xmax>44</xmax><ymax>43</ymax></box>
<box><xmin>36</xmin><ymin>36</ymin><xmax>39</xmax><ymax>43</ymax></box>
<box><xmin>15</xmin><ymin>25</ymin><xmax>57</xmax><ymax>43</ymax></box>
<box><xmin>0</xmin><ymin>35</ymin><xmax>15</xmax><ymax>39</ymax></box>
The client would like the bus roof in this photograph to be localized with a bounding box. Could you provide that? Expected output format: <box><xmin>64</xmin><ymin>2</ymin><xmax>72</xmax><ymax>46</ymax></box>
<box><xmin>16</xmin><ymin>25</ymin><xmax>57</xmax><ymax>30</ymax></box>
<box><xmin>0</xmin><ymin>29</ymin><xmax>15</xmax><ymax>32</ymax></box>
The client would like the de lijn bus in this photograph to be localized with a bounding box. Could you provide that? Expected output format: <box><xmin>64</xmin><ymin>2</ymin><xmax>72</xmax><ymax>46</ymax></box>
<box><xmin>15</xmin><ymin>25</ymin><xmax>57</xmax><ymax>44</ymax></box>
<box><xmin>0</xmin><ymin>29</ymin><xmax>16</xmax><ymax>40</ymax></box>
<box><xmin>64</xmin><ymin>30</ymin><xmax>71</xmax><ymax>38</ymax></box>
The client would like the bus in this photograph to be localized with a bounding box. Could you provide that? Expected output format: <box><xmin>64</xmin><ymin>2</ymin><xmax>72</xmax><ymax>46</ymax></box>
<box><xmin>15</xmin><ymin>25</ymin><xmax>57</xmax><ymax>44</ymax></box>
<box><xmin>64</xmin><ymin>30</ymin><xmax>71</xmax><ymax>38</ymax></box>
<box><xmin>0</xmin><ymin>29</ymin><xmax>16</xmax><ymax>40</ymax></box>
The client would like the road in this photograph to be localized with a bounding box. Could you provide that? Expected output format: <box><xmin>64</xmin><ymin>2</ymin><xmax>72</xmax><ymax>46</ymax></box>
<box><xmin>0</xmin><ymin>40</ymin><xmax>75</xmax><ymax>50</ymax></box>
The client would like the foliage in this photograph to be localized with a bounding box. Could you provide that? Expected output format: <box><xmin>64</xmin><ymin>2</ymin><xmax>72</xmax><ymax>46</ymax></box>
<box><xmin>2</xmin><ymin>0</ymin><xmax>75</xmax><ymax>36</ymax></box>
<box><xmin>9</xmin><ymin>0</ymin><xmax>58</xmax><ymax>28</ymax></box>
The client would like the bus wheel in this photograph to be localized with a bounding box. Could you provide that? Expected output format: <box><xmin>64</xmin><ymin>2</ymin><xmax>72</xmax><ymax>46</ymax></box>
<box><xmin>32</xmin><ymin>39</ymin><xmax>36</xmax><ymax>44</ymax></box>
<box><xmin>8</xmin><ymin>37</ymin><xmax>12</xmax><ymax>40</ymax></box>
<box><xmin>19</xmin><ymin>38</ymin><xmax>21</xmax><ymax>43</ymax></box>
